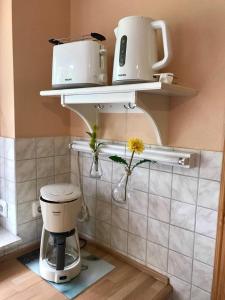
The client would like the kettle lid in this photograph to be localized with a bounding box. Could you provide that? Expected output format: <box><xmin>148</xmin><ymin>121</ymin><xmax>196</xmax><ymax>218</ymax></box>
<box><xmin>40</xmin><ymin>183</ymin><xmax>81</xmax><ymax>202</ymax></box>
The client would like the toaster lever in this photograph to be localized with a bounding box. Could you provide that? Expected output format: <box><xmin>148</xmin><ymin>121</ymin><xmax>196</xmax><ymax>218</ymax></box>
<box><xmin>49</xmin><ymin>38</ymin><xmax>64</xmax><ymax>45</ymax></box>
<box><xmin>90</xmin><ymin>32</ymin><xmax>106</xmax><ymax>41</ymax></box>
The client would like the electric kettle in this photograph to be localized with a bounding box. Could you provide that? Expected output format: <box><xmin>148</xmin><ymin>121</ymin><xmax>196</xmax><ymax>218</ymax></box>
<box><xmin>112</xmin><ymin>16</ymin><xmax>172</xmax><ymax>84</ymax></box>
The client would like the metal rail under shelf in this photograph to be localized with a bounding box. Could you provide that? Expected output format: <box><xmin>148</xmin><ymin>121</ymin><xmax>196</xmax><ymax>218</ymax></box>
<box><xmin>70</xmin><ymin>140</ymin><xmax>197</xmax><ymax>168</ymax></box>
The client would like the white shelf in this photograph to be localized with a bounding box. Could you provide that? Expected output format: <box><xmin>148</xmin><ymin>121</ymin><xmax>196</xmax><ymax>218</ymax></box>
<box><xmin>71</xmin><ymin>140</ymin><xmax>198</xmax><ymax>168</ymax></box>
<box><xmin>40</xmin><ymin>82</ymin><xmax>197</xmax><ymax>145</ymax></box>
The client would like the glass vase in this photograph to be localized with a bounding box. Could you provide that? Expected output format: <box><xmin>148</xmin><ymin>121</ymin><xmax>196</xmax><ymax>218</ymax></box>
<box><xmin>89</xmin><ymin>152</ymin><xmax>103</xmax><ymax>178</ymax></box>
<box><xmin>112</xmin><ymin>168</ymin><xmax>132</xmax><ymax>204</ymax></box>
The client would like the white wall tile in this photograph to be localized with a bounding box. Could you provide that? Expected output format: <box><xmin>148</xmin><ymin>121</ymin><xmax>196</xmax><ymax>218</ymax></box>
<box><xmin>15</xmin><ymin>138</ymin><xmax>36</xmax><ymax>160</ymax></box>
<box><xmin>0</xmin><ymin>137</ymin><xmax>4</xmax><ymax>158</ymax></box>
<box><xmin>5</xmin><ymin>159</ymin><xmax>15</xmax><ymax>181</ymax></box>
<box><xmin>150</xmin><ymin>170</ymin><xmax>172</xmax><ymax>198</ymax></box>
<box><xmin>55</xmin><ymin>173</ymin><xmax>70</xmax><ymax>183</ymax></box>
<box><xmin>112</xmin><ymin>205</ymin><xmax>128</xmax><ymax>231</ymax></box>
<box><xmin>129</xmin><ymin>190</ymin><xmax>148</xmax><ymax>216</ymax></box>
<box><xmin>96</xmin><ymin>200</ymin><xmax>111</xmax><ymax>223</ymax></box>
<box><xmin>83</xmin><ymin>195</ymin><xmax>96</xmax><ymax>217</ymax></box>
<box><xmin>37</xmin><ymin>157</ymin><xmax>54</xmax><ymax>179</ymax></box>
<box><xmin>78</xmin><ymin>217</ymin><xmax>95</xmax><ymax>238</ymax></box>
<box><xmin>171</xmin><ymin>200</ymin><xmax>196</xmax><ymax>231</ymax></box>
<box><xmin>196</xmin><ymin>207</ymin><xmax>217</xmax><ymax>238</ymax></box>
<box><xmin>172</xmin><ymin>174</ymin><xmax>198</xmax><ymax>204</ymax></box>
<box><xmin>0</xmin><ymin>178</ymin><xmax>5</xmax><ymax>200</ymax></box>
<box><xmin>5</xmin><ymin>180</ymin><xmax>16</xmax><ymax>204</ymax></box>
<box><xmin>18</xmin><ymin>220</ymin><xmax>37</xmax><ymax>244</ymax></box>
<box><xmin>55</xmin><ymin>155</ymin><xmax>70</xmax><ymax>175</ymax></box>
<box><xmin>4</xmin><ymin>138</ymin><xmax>15</xmax><ymax>160</ymax></box>
<box><xmin>96</xmin><ymin>220</ymin><xmax>111</xmax><ymax>246</ymax></box>
<box><xmin>0</xmin><ymin>157</ymin><xmax>4</xmax><ymax>178</ymax></box>
<box><xmin>169</xmin><ymin>225</ymin><xmax>194</xmax><ymax>257</ymax></box>
<box><xmin>16</xmin><ymin>180</ymin><xmax>36</xmax><ymax>203</ymax></box>
<box><xmin>147</xmin><ymin>241</ymin><xmax>168</xmax><ymax>271</ymax></box>
<box><xmin>198</xmin><ymin>179</ymin><xmax>220</xmax><ymax>210</ymax></box>
<box><xmin>191</xmin><ymin>285</ymin><xmax>210</xmax><ymax>300</ymax></box>
<box><xmin>129</xmin><ymin>211</ymin><xmax>147</xmax><ymax>239</ymax></box>
<box><xmin>111</xmin><ymin>226</ymin><xmax>127</xmax><ymax>253</ymax></box>
<box><xmin>168</xmin><ymin>250</ymin><xmax>192</xmax><ymax>282</ymax></box>
<box><xmin>151</xmin><ymin>162</ymin><xmax>172</xmax><ymax>173</ymax></box>
<box><xmin>17</xmin><ymin>202</ymin><xmax>34</xmax><ymax>225</ymax></box>
<box><xmin>112</xmin><ymin>162</ymin><xmax>125</xmax><ymax>184</ymax></box>
<box><xmin>200</xmin><ymin>150</ymin><xmax>222</xmax><ymax>181</ymax></box>
<box><xmin>96</xmin><ymin>180</ymin><xmax>111</xmax><ymax>203</ymax></box>
<box><xmin>100</xmin><ymin>160</ymin><xmax>112</xmax><ymax>182</ymax></box>
<box><xmin>16</xmin><ymin>160</ymin><xmax>36</xmax><ymax>182</ymax></box>
<box><xmin>82</xmin><ymin>156</ymin><xmax>92</xmax><ymax>177</ymax></box>
<box><xmin>194</xmin><ymin>234</ymin><xmax>215</xmax><ymax>266</ymax></box>
<box><xmin>192</xmin><ymin>260</ymin><xmax>213</xmax><ymax>292</ymax></box>
<box><xmin>128</xmin><ymin>233</ymin><xmax>146</xmax><ymax>262</ymax></box>
<box><xmin>36</xmin><ymin>137</ymin><xmax>54</xmax><ymax>158</ymax></box>
<box><xmin>132</xmin><ymin>167</ymin><xmax>149</xmax><ymax>192</ymax></box>
<box><xmin>148</xmin><ymin>194</ymin><xmax>170</xmax><ymax>223</ymax></box>
<box><xmin>170</xmin><ymin>276</ymin><xmax>191</xmax><ymax>300</ymax></box>
<box><xmin>148</xmin><ymin>218</ymin><xmax>169</xmax><ymax>247</ymax></box>
<box><xmin>54</xmin><ymin>136</ymin><xmax>70</xmax><ymax>155</ymax></box>
<box><xmin>82</xmin><ymin>177</ymin><xmax>96</xmax><ymax>197</ymax></box>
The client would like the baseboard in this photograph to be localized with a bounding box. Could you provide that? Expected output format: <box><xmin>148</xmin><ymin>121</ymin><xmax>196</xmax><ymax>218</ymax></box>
<box><xmin>0</xmin><ymin>241</ymin><xmax>40</xmax><ymax>262</ymax></box>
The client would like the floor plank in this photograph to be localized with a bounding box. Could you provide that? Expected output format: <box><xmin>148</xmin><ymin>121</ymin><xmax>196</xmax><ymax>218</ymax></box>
<box><xmin>0</xmin><ymin>244</ymin><xmax>172</xmax><ymax>300</ymax></box>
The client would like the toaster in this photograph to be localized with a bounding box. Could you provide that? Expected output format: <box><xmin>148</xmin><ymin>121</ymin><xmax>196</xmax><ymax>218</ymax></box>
<box><xmin>52</xmin><ymin>40</ymin><xmax>108</xmax><ymax>89</ymax></box>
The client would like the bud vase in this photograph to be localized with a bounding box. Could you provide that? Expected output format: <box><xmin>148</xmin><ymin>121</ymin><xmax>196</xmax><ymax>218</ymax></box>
<box><xmin>112</xmin><ymin>168</ymin><xmax>132</xmax><ymax>204</ymax></box>
<box><xmin>89</xmin><ymin>153</ymin><xmax>103</xmax><ymax>178</ymax></box>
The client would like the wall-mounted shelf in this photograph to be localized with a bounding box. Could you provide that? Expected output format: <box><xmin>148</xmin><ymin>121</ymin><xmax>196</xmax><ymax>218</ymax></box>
<box><xmin>71</xmin><ymin>140</ymin><xmax>197</xmax><ymax>168</ymax></box>
<box><xmin>40</xmin><ymin>82</ymin><xmax>197</xmax><ymax>145</ymax></box>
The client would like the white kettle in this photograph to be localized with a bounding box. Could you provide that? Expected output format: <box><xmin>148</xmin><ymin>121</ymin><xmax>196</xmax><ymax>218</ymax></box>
<box><xmin>112</xmin><ymin>16</ymin><xmax>172</xmax><ymax>84</ymax></box>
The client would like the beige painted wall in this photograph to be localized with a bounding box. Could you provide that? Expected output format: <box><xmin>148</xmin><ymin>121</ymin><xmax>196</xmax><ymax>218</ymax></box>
<box><xmin>0</xmin><ymin>0</ymin><xmax>15</xmax><ymax>137</ymax></box>
<box><xmin>70</xmin><ymin>0</ymin><xmax>225</xmax><ymax>151</ymax></box>
<box><xmin>12</xmin><ymin>0</ymin><xmax>71</xmax><ymax>137</ymax></box>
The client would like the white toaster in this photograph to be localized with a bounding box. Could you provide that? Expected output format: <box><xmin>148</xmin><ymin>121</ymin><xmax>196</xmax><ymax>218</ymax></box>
<box><xmin>52</xmin><ymin>40</ymin><xmax>108</xmax><ymax>89</ymax></box>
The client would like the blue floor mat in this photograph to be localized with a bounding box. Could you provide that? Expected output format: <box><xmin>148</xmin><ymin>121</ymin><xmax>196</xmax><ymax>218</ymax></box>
<box><xmin>18</xmin><ymin>249</ymin><xmax>115</xmax><ymax>299</ymax></box>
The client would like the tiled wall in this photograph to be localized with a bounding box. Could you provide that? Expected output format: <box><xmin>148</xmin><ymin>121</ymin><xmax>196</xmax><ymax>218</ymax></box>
<box><xmin>71</xmin><ymin>146</ymin><xmax>223</xmax><ymax>300</ymax></box>
<box><xmin>0</xmin><ymin>136</ymin><xmax>223</xmax><ymax>300</ymax></box>
<box><xmin>0</xmin><ymin>136</ymin><xmax>71</xmax><ymax>254</ymax></box>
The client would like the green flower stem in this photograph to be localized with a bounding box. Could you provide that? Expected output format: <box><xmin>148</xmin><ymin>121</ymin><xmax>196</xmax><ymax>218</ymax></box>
<box><xmin>94</xmin><ymin>153</ymin><xmax>99</xmax><ymax>172</ymax></box>
<box><xmin>124</xmin><ymin>150</ymin><xmax>135</xmax><ymax>202</ymax></box>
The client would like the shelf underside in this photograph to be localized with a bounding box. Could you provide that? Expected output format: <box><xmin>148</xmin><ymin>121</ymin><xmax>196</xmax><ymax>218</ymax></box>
<box><xmin>40</xmin><ymin>82</ymin><xmax>197</xmax><ymax>146</ymax></box>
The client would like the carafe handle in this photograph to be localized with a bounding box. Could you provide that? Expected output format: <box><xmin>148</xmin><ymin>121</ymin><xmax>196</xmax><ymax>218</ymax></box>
<box><xmin>151</xmin><ymin>20</ymin><xmax>172</xmax><ymax>70</ymax></box>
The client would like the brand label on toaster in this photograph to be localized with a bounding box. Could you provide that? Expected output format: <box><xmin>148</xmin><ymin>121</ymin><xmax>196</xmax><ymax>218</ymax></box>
<box><xmin>118</xmin><ymin>74</ymin><xmax>126</xmax><ymax>77</ymax></box>
<box><xmin>64</xmin><ymin>78</ymin><xmax>72</xmax><ymax>81</ymax></box>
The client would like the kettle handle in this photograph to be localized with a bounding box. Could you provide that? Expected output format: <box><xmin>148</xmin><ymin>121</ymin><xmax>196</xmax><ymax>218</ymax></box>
<box><xmin>151</xmin><ymin>20</ymin><xmax>172</xmax><ymax>70</ymax></box>
<box><xmin>114</xmin><ymin>27</ymin><xmax>118</xmax><ymax>38</ymax></box>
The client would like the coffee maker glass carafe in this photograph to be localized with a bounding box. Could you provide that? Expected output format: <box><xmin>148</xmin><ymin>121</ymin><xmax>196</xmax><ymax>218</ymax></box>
<box><xmin>46</xmin><ymin>230</ymin><xmax>80</xmax><ymax>270</ymax></box>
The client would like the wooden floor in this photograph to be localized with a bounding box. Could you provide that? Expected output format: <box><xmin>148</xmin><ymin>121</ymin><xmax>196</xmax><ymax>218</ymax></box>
<box><xmin>0</xmin><ymin>244</ymin><xmax>172</xmax><ymax>300</ymax></box>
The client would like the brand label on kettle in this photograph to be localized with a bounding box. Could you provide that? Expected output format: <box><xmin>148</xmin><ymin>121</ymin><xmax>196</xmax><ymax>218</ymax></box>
<box><xmin>118</xmin><ymin>74</ymin><xmax>126</xmax><ymax>77</ymax></box>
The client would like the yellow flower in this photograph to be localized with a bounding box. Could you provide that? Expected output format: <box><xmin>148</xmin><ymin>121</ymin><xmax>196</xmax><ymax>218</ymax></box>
<box><xmin>127</xmin><ymin>138</ymin><xmax>144</xmax><ymax>154</ymax></box>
